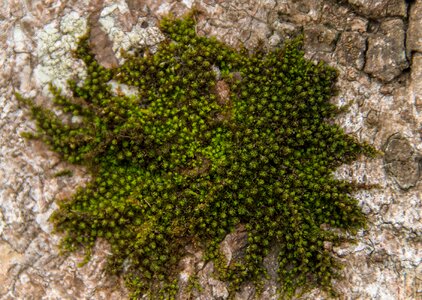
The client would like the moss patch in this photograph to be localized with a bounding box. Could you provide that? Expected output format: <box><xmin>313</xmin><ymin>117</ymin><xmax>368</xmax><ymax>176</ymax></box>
<box><xmin>17</xmin><ymin>12</ymin><xmax>377</xmax><ymax>299</ymax></box>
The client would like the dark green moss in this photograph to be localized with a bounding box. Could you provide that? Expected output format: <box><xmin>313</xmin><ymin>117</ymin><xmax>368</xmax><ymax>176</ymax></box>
<box><xmin>53</xmin><ymin>169</ymin><xmax>73</xmax><ymax>177</ymax></box>
<box><xmin>17</xmin><ymin>12</ymin><xmax>378</xmax><ymax>299</ymax></box>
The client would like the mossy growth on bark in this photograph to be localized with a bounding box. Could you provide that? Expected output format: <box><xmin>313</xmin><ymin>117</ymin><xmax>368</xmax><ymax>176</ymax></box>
<box><xmin>17</xmin><ymin>12</ymin><xmax>378</xmax><ymax>299</ymax></box>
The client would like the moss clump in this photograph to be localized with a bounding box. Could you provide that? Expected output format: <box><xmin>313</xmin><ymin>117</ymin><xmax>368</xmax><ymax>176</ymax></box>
<box><xmin>17</xmin><ymin>12</ymin><xmax>377</xmax><ymax>299</ymax></box>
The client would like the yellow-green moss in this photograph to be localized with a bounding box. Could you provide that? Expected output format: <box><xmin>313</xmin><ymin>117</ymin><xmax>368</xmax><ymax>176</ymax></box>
<box><xmin>17</xmin><ymin>12</ymin><xmax>377</xmax><ymax>299</ymax></box>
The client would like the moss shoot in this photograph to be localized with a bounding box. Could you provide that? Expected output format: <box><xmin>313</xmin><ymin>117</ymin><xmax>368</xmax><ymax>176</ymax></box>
<box><xmin>17</xmin><ymin>13</ymin><xmax>377</xmax><ymax>299</ymax></box>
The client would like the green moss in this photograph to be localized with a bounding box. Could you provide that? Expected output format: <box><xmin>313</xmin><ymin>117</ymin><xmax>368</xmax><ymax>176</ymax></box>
<box><xmin>53</xmin><ymin>169</ymin><xmax>73</xmax><ymax>177</ymax></box>
<box><xmin>17</xmin><ymin>12</ymin><xmax>378</xmax><ymax>299</ymax></box>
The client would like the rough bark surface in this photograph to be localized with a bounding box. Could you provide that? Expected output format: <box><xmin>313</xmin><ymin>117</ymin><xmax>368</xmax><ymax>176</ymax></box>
<box><xmin>0</xmin><ymin>0</ymin><xmax>421</xmax><ymax>299</ymax></box>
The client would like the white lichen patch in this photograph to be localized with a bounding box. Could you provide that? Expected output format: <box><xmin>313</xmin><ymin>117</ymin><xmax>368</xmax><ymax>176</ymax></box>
<box><xmin>182</xmin><ymin>0</ymin><xmax>194</xmax><ymax>9</ymax></box>
<box><xmin>99</xmin><ymin>2</ymin><xmax>165</xmax><ymax>62</ymax></box>
<box><xmin>101</xmin><ymin>0</ymin><xmax>131</xmax><ymax>16</ymax></box>
<box><xmin>12</xmin><ymin>25</ymin><xmax>32</xmax><ymax>53</ymax></box>
<box><xmin>109</xmin><ymin>80</ymin><xmax>139</xmax><ymax>98</ymax></box>
<box><xmin>33</xmin><ymin>11</ymin><xmax>88</xmax><ymax>96</ymax></box>
<box><xmin>179</xmin><ymin>272</ymin><xmax>190</xmax><ymax>283</ymax></box>
<box><xmin>157</xmin><ymin>3</ymin><xmax>173</xmax><ymax>16</ymax></box>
